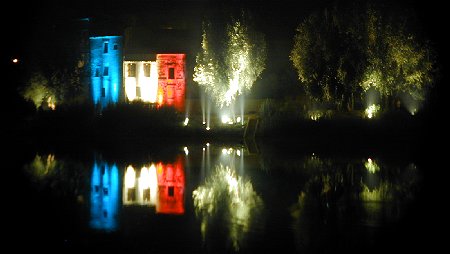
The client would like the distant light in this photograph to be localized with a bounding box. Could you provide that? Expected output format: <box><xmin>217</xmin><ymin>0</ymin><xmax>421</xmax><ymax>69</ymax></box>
<box><xmin>365</xmin><ymin>104</ymin><xmax>380</xmax><ymax>119</ymax></box>
<box><xmin>206</xmin><ymin>127</ymin><xmax>210</xmax><ymax>131</ymax></box>
<box><xmin>184</xmin><ymin>147</ymin><xmax>189</xmax><ymax>156</ymax></box>
<box><xmin>12</xmin><ymin>58</ymin><xmax>18</xmax><ymax>64</ymax></box>
<box><xmin>206</xmin><ymin>143</ymin><xmax>210</xmax><ymax>147</ymax></box>
<box><xmin>203</xmin><ymin>147</ymin><xmax>206</xmax><ymax>151</ymax></box>
<box><xmin>202</xmin><ymin>121</ymin><xmax>206</xmax><ymax>125</ymax></box>
<box><xmin>184</xmin><ymin>117</ymin><xmax>189</xmax><ymax>126</ymax></box>
<box><xmin>222</xmin><ymin>148</ymin><xmax>228</xmax><ymax>155</ymax></box>
<box><xmin>236</xmin><ymin>150</ymin><xmax>241</xmax><ymax>157</ymax></box>
<box><xmin>236</xmin><ymin>116</ymin><xmax>241</xmax><ymax>123</ymax></box>
<box><xmin>221</xmin><ymin>115</ymin><xmax>229</xmax><ymax>124</ymax></box>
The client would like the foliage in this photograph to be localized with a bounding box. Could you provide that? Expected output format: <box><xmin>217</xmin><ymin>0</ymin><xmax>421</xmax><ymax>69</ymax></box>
<box><xmin>290</xmin><ymin>1</ymin><xmax>437</xmax><ymax>111</ymax></box>
<box><xmin>194</xmin><ymin>11</ymin><xmax>267</xmax><ymax>108</ymax></box>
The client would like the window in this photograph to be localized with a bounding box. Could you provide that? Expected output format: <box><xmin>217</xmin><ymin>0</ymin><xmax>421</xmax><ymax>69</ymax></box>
<box><xmin>103</xmin><ymin>42</ymin><xmax>108</xmax><ymax>53</ymax></box>
<box><xmin>143</xmin><ymin>189</ymin><xmax>150</xmax><ymax>201</ymax></box>
<box><xmin>136</xmin><ymin>87</ymin><xmax>141</xmax><ymax>97</ymax></box>
<box><xmin>113</xmin><ymin>44</ymin><xmax>118</xmax><ymax>50</ymax></box>
<box><xmin>168</xmin><ymin>186</ymin><xmax>174</xmax><ymax>197</ymax></box>
<box><xmin>95</xmin><ymin>68</ymin><xmax>100</xmax><ymax>77</ymax></box>
<box><xmin>144</xmin><ymin>63</ymin><xmax>151</xmax><ymax>77</ymax></box>
<box><xmin>168</xmin><ymin>67</ymin><xmax>175</xmax><ymax>79</ymax></box>
<box><xmin>127</xmin><ymin>188</ymin><xmax>136</xmax><ymax>201</ymax></box>
<box><xmin>128</xmin><ymin>63</ymin><xmax>136</xmax><ymax>77</ymax></box>
<box><xmin>103</xmin><ymin>187</ymin><xmax>108</xmax><ymax>196</ymax></box>
<box><xmin>101</xmin><ymin>87</ymin><xmax>106</xmax><ymax>97</ymax></box>
<box><xmin>103</xmin><ymin>66</ymin><xmax>109</xmax><ymax>76</ymax></box>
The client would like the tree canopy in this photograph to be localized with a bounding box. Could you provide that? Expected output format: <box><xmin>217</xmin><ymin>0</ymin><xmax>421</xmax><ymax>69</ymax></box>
<box><xmin>290</xmin><ymin>1</ymin><xmax>437</xmax><ymax>111</ymax></box>
<box><xmin>194</xmin><ymin>11</ymin><xmax>266</xmax><ymax>108</ymax></box>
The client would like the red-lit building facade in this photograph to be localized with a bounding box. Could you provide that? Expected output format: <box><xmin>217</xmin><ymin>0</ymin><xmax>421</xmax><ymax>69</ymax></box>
<box><xmin>156</xmin><ymin>54</ymin><xmax>186</xmax><ymax>112</ymax></box>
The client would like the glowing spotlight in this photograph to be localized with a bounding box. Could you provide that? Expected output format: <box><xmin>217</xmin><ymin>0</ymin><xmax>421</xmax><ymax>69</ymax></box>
<box><xmin>221</xmin><ymin>115</ymin><xmax>229</xmax><ymax>124</ymax></box>
<box><xmin>12</xmin><ymin>58</ymin><xmax>18</xmax><ymax>64</ymax></box>
<box><xmin>222</xmin><ymin>148</ymin><xmax>228</xmax><ymax>155</ymax></box>
<box><xmin>365</xmin><ymin>104</ymin><xmax>380</xmax><ymax>119</ymax></box>
<box><xmin>206</xmin><ymin>143</ymin><xmax>210</xmax><ymax>147</ymax></box>
<box><xmin>184</xmin><ymin>117</ymin><xmax>189</xmax><ymax>126</ymax></box>
<box><xmin>184</xmin><ymin>147</ymin><xmax>189</xmax><ymax>156</ymax></box>
<box><xmin>236</xmin><ymin>150</ymin><xmax>241</xmax><ymax>157</ymax></box>
<box><xmin>236</xmin><ymin>116</ymin><xmax>241</xmax><ymax>123</ymax></box>
<box><xmin>203</xmin><ymin>147</ymin><xmax>206</xmax><ymax>151</ymax></box>
<box><xmin>206</xmin><ymin>127</ymin><xmax>210</xmax><ymax>131</ymax></box>
<box><xmin>202</xmin><ymin>121</ymin><xmax>206</xmax><ymax>125</ymax></box>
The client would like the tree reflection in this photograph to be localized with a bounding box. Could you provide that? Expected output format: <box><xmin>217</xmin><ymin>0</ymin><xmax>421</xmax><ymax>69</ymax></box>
<box><xmin>193</xmin><ymin>164</ymin><xmax>263</xmax><ymax>251</ymax></box>
<box><xmin>290</xmin><ymin>157</ymin><xmax>420</xmax><ymax>253</ymax></box>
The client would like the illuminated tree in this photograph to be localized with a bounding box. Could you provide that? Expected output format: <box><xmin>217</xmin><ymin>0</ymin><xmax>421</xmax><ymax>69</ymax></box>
<box><xmin>290</xmin><ymin>7</ymin><xmax>365</xmax><ymax>110</ymax></box>
<box><xmin>362</xmin><ymin>7</ymin><xmax>436</xmax><ymax>106</ymax></box>
<box><xmin>194</xmin><ymin>13</ymin><xmax>266</xmax><ymax>108</ymax></box>
<box><xmin>291</xmin><ymin>2</ymin><xmax>437</xmax><ymax>111</ymax></box>
<box><xmin>21</xmin><ymin>71</ymin><xmax>56</xmax><ymax>109</ymax></box>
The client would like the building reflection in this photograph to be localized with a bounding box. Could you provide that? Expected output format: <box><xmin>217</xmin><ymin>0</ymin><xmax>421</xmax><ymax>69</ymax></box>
<box><xmin>122</xmin><ymin>156</ymin><xmax>185</xmax><ymax>214</ymax></box>
<box><xmin>90</xmin><ymin>162</ymin><xmax>120</xmax><ymax>231</ymax></box>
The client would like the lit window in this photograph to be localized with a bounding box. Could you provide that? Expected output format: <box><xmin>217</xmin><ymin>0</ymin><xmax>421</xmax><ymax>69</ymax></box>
<box><xmin>144</xmin><ymin>63</ymin><xmax>151</xmax><ymax>77</ymax></box>
<box><xmin>128</xmin><ymin>63</ymin><xmax>136</xmax><ymax>77</ymax></box>
<box><xmin>103</xmin><ymin>67</ymin><xmax>109</xmax><ymax>76</ymax></box>
<box><xmin>169</xmin><ymin>67</ymin><xmax>175</xmax><ymax>79</ymax></box>
<box><xmin>103</xmin><ymin>42</ymin><xmax>108</xmax><ymax>53</ymax></box>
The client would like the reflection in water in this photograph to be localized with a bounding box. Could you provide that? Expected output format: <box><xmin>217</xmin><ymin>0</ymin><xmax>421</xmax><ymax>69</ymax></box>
<box><xmin>21</xmin><ymin>147</ymin><xmax>423</xmax><ymax>252</ymax></box>
<box><xmin>25</xmin><ymin>154</ymin><xmax>57</xmax><ymax>179</ymax></box>
<box><xmin>122</xmin><ymin>157</ymin><xmax>185</xmax><ymax>214</ymax></box>
<box><xmin>193</xmin><ymin>164</ymin><xmax>263</xmax><ymax>251</ymax></box>
<box><xmin>90</xmin><ymin>162</ymin><xmax>120</xmax><ymax>231</ymax></box>
<box><xmin>290</xmin><ymin>155</ymin><xmax>420</xmax><ymax>252</ymax></box>
<box><xmin>156</xmin><ymin>157</ymin><xmax>185</xmax><ymax>214</ymax></box>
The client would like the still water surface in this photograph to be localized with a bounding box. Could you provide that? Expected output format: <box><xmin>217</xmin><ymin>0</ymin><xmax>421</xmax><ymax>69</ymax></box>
<box><xmin>8</xmin><ymin>142</ymin><xmax>430</xmax><ymax>253</ymax></box>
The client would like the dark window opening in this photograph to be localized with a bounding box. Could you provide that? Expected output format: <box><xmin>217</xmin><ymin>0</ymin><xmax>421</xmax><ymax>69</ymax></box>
<box><xmin>113</xmin><ymin>44</ymin><xmax>118</xmax><ymax>50</ymax></box>
<box><xmin>103</xmin><ymin>67</ymin><xmax>109</xmax><ymax>76</ymax></box>
<box><xmin>101</xmin><ymin>87</ymin><xmax>106</xmax><ymax>98</ymax></box>
<box><xmin>127</xmin><ymin>188</ymin><xmax>136</xmax><ymax>201</ymax></box>
<box><xmin>95</xmin><ymin>68</ymin><xmax>100</xmax><ymax>77</ymax></box>
<box><xmin>168</xmin><ymin>68</ymin><xmax>175</xmax><ymax>79</ymax></box>
<box><xmin>101</xmin><ymin>166</ymin><xmax>105</xmax><ymax>175</ymax></box>
<box><xmin>168</xmin><ymin>186</ymin><xmax>174</xmax><ymax>197</ymax></box>
<box><xmin>94</xmin><ymin>185</ymin><xmax>99</xmax><ymax>193</ymax></box>
<box><xmin>128</xmin><ymin>63</ymin><xmax>136</xmax><ymax>77</ymax></box>
<box><xmin>144</xmin><ymin>63</ymin><xmax>151</xmax><ymax>77</ymax></box>
<box><xmin>103</xmin><ymin>210</ymin><xmax>108</xmax><ymax>218</ymax></box>
<box><xmin>143</xmin><ymin>188</ymin><xmax>150</xmax><ymax>201</ymax></box>
<box><xmin>103</xmin><ymin>42</ymin><xmax>108</xmax><ymax>53</ymax></box>
<box><xmin>103</xmin><ymin>188</ymin><xmax>108</xmax><ymax>196</ymax></box>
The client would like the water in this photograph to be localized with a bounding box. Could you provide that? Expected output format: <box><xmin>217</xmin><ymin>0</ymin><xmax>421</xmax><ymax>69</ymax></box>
<box><xmin>6</xmin><ymin>141</ymin><xmax>433</xmax><ymax>253</ymax></box>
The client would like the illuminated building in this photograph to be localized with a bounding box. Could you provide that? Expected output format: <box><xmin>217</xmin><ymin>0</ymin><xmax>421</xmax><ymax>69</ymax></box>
<box><xmin>90</xmin><ymin>36</ymin><xmax>123</xmax><ymax>108</ymax></box>
<box><xmin>122</xmin><ymin>157</ymin><xmax>185</xmax><ymax>215</ymax></box>
<box><xmin>156</xmin><ymin>156</ymin><xmax>185</xmax><ymax>214</ymax></box>
<box><xmin>90</xmin><ymin>162</ymin><xmax>120</xmax><ymax>231</ymax></box>
<box><xmin>156</xmin><ymin>54</ymin><xmax>186</xmax><ymax>112</ymax></box>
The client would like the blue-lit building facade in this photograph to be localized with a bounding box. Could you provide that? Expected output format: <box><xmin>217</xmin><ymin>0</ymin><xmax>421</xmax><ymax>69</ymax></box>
<box><xmin>90</xmin><ymin>36</ymin><xmax>123</xmax><ymax>108</ymax></box>
<box><xmin>90</xmin><ymin>162</ymin><xmax>120</xmax><ymax>231</ymax></box>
